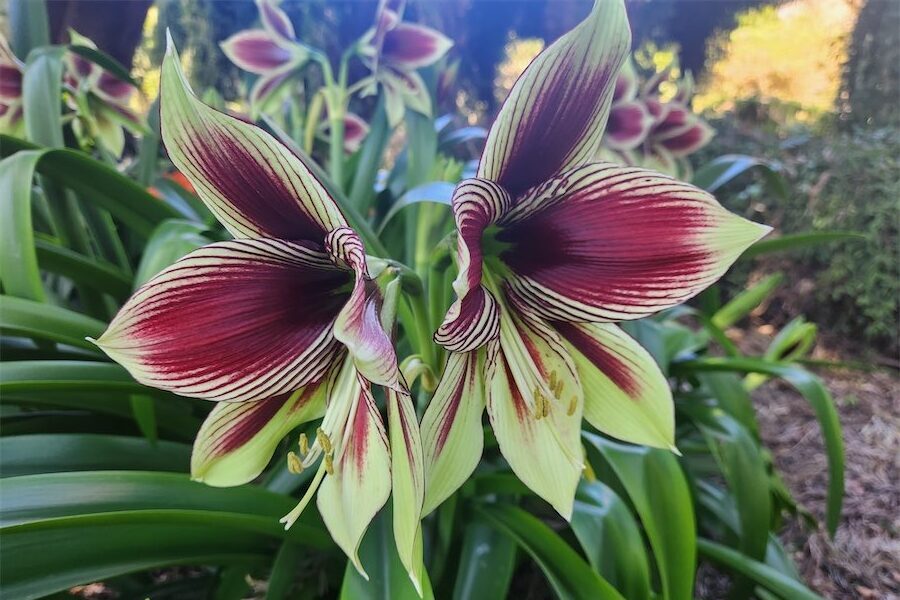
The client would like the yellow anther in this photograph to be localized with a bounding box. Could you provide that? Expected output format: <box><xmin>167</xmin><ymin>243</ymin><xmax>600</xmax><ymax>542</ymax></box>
<box><xmin>567</xmin><ymin>395</ymin><xmax>578</xmax><ymax>416</ymax></box>
<box><xmin>316</xmin><ymin>428</ymin><xmax>333</xmax><ymax>453</ymax></box>
<box><xmin>542</xmin><ymin>395</ymin><xmax>550</xmax><ymax>418</ymax></box>
<box><xmin>287</xmin><ymin>451</ymin><xmax>304</xmax><ymax>474</ymax></box>
<box><xmin>324</xmin><ymin>452</ymin><xmax>335</xmax><ymax>475</ymax></box>
<box><xmin>549</xmin><ymin>371</ymin><xmax>558</xmax><ymax>390</ymax></box>
<box><xmin>298</xmin><ymin>433</ymin><xmax>309</xmax><ymax>455</ymax></box>
<box><xmin>532</xmin><ymin>387</ymin><xmax>544</xmax><ymax>420</ymax></box>
<box><xmin>553</xmin><ymin>378</ymin><xmax>565</xmax><ymax>398</ymax></box>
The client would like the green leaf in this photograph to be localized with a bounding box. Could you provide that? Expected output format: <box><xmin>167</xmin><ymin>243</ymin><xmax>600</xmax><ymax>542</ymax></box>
<box><xmin>265</xmin><ymin>541</ymin><xmax>303</xmax><ymax>600</ymax></box>
<box><xmin>0</xmin><ymin>152</ymin><xmax>45</xmax><ymax>301</ymax></box>
<box><xmin>697</xmin><ymin>538</ymin><xmax>822</xmax><ymax>600</ymax></box>
<box><xmin>584</xmin><ymin>434</ymin><xmax>696</xmax><ymax>600</ymax></box>
<box><xmin>475</xmin><ymin>504</ymin><xmax>625</xmax><ymax>600</ymax></box>
<box><xmin>129</xmin><ymin>394</ymin><xmax>158</xmax><ymax>442</ymax></box>
<box><xmin>378</xmin><ymin>182</ymin><xmax>455</xmax><ymax>234</ymax></box>
<box><xmin>0</xmin><ymin>295</ymin><xmax>107</xmax><ymax>351</ymax></box>
<box><xmin>692</xmin><ymin>154</ymin><xmax>788</xmax><ymax>199</ymax></box>
<box><xmin>0</xmin><ymin>360</ymin><xmax>159</xmax><ymax>396</ymax></box>
<box><xmin>348</xmin><ymin>96</ymin><xmax>390</xmax><ymax>212</ymax></box>
<box><xmin>23</xmin><ymin>46</ymin><xmax>65</xmax><ymax>148</ymax></box>
<box><xmin>0</xmin><ymin>434</ymin><xmax>190</xmax><ymax>477</ymax></box>
<box><xmin>742</xmin><ymin>231</ymin><xmax>866</xmax><ymax>260</ymax></box>
<box><xmin>674</xmin><ymin>357</ymin><xmax>844</xmax><ymax>536</ymax></box>
<box><xmin>571</xmin><ymin>481</ymin><xmax>651</xmax><ymax>600</ymax></box>
<box><xmin>685</xmin><ymin>406</ymin><xmax>770</xmax><ymax>562</ymax></box>
<box><xmin>451</xmin><ymin>519</ymin><xmax>517</xmax><ymax>600</ymax></box>
<box><xmin>339</xmin><ymin>508</ymin><xmax>434</xmax><ymax>600</ymax></box>
<box><xmin>0</xmin><ymin>136</ymin><xmax>181</xmax><ymax>237</ymax></box>
<box><xmin>711</xmin><ymin>273</ymin><xmax>783</xmax><ymax>329</ymax></box>
<box><xmin>8</xmin><ymin>0</ymin><xmax>50</xmax><ymax>56</ymax></box>
<box><xmin>34</xmin><ymin>236</ymin><xmax>133</xmax><ymax>300</ymax></box>
<box><xmin>133</xmin><ymin>219</ymin><xmax>211</xmax><ymax>287</ymax></box>
<box><xmin>68</xmin><ymin>44</ymin><xmax>139</xmax><ymax>87</ymax></box>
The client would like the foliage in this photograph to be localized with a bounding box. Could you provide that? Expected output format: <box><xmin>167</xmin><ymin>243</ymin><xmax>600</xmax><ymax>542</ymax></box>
<box><xmin>0</xmin><ymin>2</ymin><xmax>849</xmax><ymax>599</ymax></box>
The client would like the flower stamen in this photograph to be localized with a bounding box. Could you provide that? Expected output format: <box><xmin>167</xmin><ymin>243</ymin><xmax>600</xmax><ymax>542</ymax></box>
<box><xmin>287</xmin><ymin>451</ymin><xmax>304</xmax><ymax>474</ymax></box>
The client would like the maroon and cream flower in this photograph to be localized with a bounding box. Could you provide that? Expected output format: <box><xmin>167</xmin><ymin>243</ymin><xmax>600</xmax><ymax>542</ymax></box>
<box><xmin>0</xmin><ymin>35</ymin><xmax>24</xmax><ymax>136</ymax></box>
<box><xmin>359</xmin><ymin>0</ymin><xmax>452</xmax><ymax>126</ymax></box>
<box><xmin>321</xmin><ymin>110</ymin><xmax>370</xmax><ymax>154</ymax></box>
<box><xmin>65</xmin><ymin>30</ymin><xmax>145</xmax><ymax>156</ymax></box>
<box><xmin>92</xmin><ymin>38</ymin><xmax>425</xmax><ymax>591</ymax></box>
<box><xmin>421</xmin><ymin>0</ymin><xmax>770</xmax><ymax>519</ymax></box>
<box><xmin>220</xmin><ymin>0</ymin><xmax>310</xmax><ymax>110</ymax></box>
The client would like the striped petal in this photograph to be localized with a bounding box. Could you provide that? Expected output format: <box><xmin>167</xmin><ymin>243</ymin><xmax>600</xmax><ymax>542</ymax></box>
<box><xmin>497</xmin><ymin>163</ymin><xmax>772</xmax><ymax>322</ymax></box>
<box><xmin>435</xmin><ymin>179</ymin><xmax>511</xmax><ymax>352</ymax></box>
<box><xmin>487</xmin><ymin>300</ymin><xmax>584</xmax><ymax>519</ymax></box>
<box><xmin>93</xmin><ymin>239</ymin><xmax>348</xmax><ymax>403</ymax></box>
<box><xmin>317</xmin><ymin>376</ymin><xmax>391</xmax><ymax>578</ymax></box>
<box><xmin>388</xmin><ymin>388</ymin><xmax>425</xmax><ymax>594</ymax></box>
<box><xmin>554</xmin><ymin>322</ymin><xmax>675</xmax><ymax>449</ymax></box>
<box><xmin>382</xmin><ymin>23</ymin><xmax>452</xmax><ymax>70</ymax></box>
<box><xmin>327</xmin><ymin>228</ymin><xmax>403</xmax><ymax>391</ymax></box>
<box><xmin>477</xmin><ymin>0</ymin><xmax>630</xmax><ymax>197</ymax></box>
<box><xmin>161</xmin><ymin>37</ymin><xmax>346</xmax><ymax>240</ymax></box>
<box><xmin>258</xmin><ymin>0</ymin><xmax>296</xmax><ymax>42</ymax></box>
<box><xmin>191</xmin><ymin>382</ymin><xmax>328</xmax><ymax>486</ymax></box>
<box><xmin>421</xmin><ymin>351</ymin><xmax>485</xmax><ymax>516</ymax></box>
<box><xmin>220</xmin><ymin>30</ymin><xmax>294</xmax><ymax>74</ymax></box>
<box><xmin>604</xmin><ymin>100</ymin><xmax>653</xmax><ymax>151</ymax></box>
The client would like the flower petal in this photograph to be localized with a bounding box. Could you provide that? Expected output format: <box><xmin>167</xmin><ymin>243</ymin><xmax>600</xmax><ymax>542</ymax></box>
<box><xmin>487</xmin><ymin>299</ymin><xmax>584</xmax><ymax>519</ymax></box>
<box><xmin>0</xmin><ymin>64</ymin><xmax>22</xmax><ymax>101</ymax></box>
<box><xmin>435</xmin><ymin>179</ymin><xmax>511</xmax><ymax>352</ymax></box>
<box><xmin>342</xmin><ymin>112</ymin><xmax>369</xmax><ymax>153</ymax></box>
<box><xmin>317</xmin><ymin>377</ymin><xmax>391</xmax><ymax>578</ymax></box>
<box><xmin>656</xmin><ymin>120</ymin><xmax>715</xmax><ymax>157</ymax></box>
<box><xmin>94</xmin><ymin>71</ymin><xmax>134</xmax><ymax>105</ymax></box>
<box><xmin>388</xmin><ymin>388</ymin><xmax>425</xmax><ymax>593</ymax></box>
<box><xmin>554</xmin><ymin>321</ymin><xmax>675</xmax><ymax>449</ymax></box>
<box><xmin>382</xmin><ymin>23</ymin><xmax>452</xmax><ymax>70</ymax></box>
<box><xmin>498</xmin><ymin>163</ymin><xmax>772</xmax><ymax>322</ymax></box>
<box><xmin>604</xmin><ymin>100</ymin><xmax>653</xmax><ymax>151</ymax></box>
<box><xmin>191</xmin><ymin>382</ymin><xmax>328</xmax><ymax>486</ymax></box>
<box><xmin>249</xmin><ymin>63</ymin><xmax>295</xmax><ymax>110</ymax></box>
<box><xmin>93</xmin><ymin>108</ymin><xmax>126</xmax><ymax>157</ymax></box>
<box><xmin>94</xmin><ymin>239</ymin><xmax>347</xmax><ymax>403</ymax></box>
<box><xmin>258</xmin><ymin>0</ymin><xmax>296</xmax><ymax>42</ymax></box>
<box><xmin>477</xmin><ymin>0</ymin><xmax>630</xmax><ymax>197</ymax></box>
<box><xmin>613</xmin><ymin>58</ymin><xmax>638</xmax><ymax>103</ymax></box>
<box><xmin>220</xmin><ymin>29</ymin><xmax>294</xmax><ymax>74</ymax></box>
<box><xmin>382</xmin><ymin>67</ymin><xmax>432</xmax><ymax>119</ymax></box>
<box><xmin>327</xmin><ymin>227</ymin><xmax>403</xmax><ymax>391</ymax></box>
<box><xmin>162</xmin><ymin>37</ymin><xmax>346</xmax><ymax>240</ymax></box>
<box><xmin>420</xmin><ymin>351</ymin><xmax>485</xmax><ymax>516</ymax></box>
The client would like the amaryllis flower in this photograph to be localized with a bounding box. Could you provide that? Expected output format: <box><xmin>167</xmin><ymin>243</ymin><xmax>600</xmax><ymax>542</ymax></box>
<box><xmin>420</xmin><ymin>0</ymin><xmax>770</xmax><ymax>519</ymax></box>
<box><xmin>92</xmin><ymin>37</ymin><xmax>425</xmax><ymax>591</ymax></box>
<box><xmin>220</xmin><ymin>0</ymin><xmax>309</xmax><ymax>110</ymax></box>
<box><xmin>603</xmin><ymin>59</ymin><xmax>654</xmax><ymax>151</ymax></box>
<box><xmin>359</xmin><ymin>0</ymin><xmax>452</xmax><ymax>127</ymax></box>
<box><xmin>66</xmin><ymin>30</ymin><xmax>145</xmax><ymax>156</ymax></box>
<box><xmin>0</xmin><ymin>35</ymin><xmax>24</xmax><ymax>136</ymax></box>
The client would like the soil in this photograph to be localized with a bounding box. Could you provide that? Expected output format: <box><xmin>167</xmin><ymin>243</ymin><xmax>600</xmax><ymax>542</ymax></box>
<box><xmin>742</xmin><ymin>326</ymin><xmax>900</xmax><ymax>599</ymax></box>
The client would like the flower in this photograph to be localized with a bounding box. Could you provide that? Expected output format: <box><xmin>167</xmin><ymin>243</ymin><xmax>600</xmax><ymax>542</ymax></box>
<box><xmin>420</xmin><ymin>0</ymin><xmax>770</xmax><ymax>519</ymax></box>
<box><xmin>220</xmin><ymin>0</ymin><xmax>309</xmax><ymax>111</ymax></box>
<box><xmin>359</xmin><ymin>0</ymin><xmax>452</xmax><ymax>127</ymax></box>
<box><xmin>65</xmin><ymin>30</ymin><xmax>146</xmax><ymax>156</ymax></box>
<box><xmin>0</xmin><ymin>35</ymin><xmax>24</xmax><ymax>136</ymax></box>
<box><xmin>641</xmin><ymin>69</ymin><xmax>713</xmax><ymax>175</ymax></box>
<box><xmin>92</xmin><ymin>36</ymin><xmax>425</xmax><ymax>591</ymax></box>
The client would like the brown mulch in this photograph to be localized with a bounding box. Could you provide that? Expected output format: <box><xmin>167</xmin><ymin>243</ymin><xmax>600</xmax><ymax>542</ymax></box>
<box><xmin>744</xmin><ymin>327</ymin><xmax>900</xmax><ymax>599</ymax></box>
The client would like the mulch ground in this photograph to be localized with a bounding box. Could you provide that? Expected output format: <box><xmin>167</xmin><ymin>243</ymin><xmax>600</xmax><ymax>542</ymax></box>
<box><xmin>744</xmin><ymin>327</ymin><xmax>900</xmax><ymax>599</ymax></box>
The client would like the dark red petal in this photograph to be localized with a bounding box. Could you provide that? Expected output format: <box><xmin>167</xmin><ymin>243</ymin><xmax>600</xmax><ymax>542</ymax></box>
<box><xmin>497</xmin><ymin>163</ymin><xmax>770</xmax><ymax>322</ymax></box>
<box><xmin>0</xmin><ymin>64</ymin><xmax>22</xmax><ymax>100</ymax></box>
<box><xmin>381</xmin><ymin>23</ymin><xmax>451</xmax><ymax>70</ymax></box>
<box><xmin>96</xmin><ymin>239</ymin><xmax>349</xmax><ymax>402</ymax></box>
